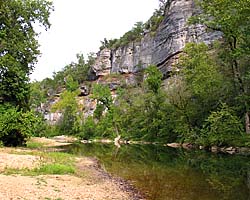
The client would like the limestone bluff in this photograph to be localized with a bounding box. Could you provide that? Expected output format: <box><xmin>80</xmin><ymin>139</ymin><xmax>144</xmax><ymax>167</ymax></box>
<box><xmin>44</xmin><ymin>0</ymin><xmax>222</xmax><ymax>124</ymax></box>
<box><xmin>91</xmin><ymin>0</ymin><xmax>221</xmax><ymax>79</ymax></box>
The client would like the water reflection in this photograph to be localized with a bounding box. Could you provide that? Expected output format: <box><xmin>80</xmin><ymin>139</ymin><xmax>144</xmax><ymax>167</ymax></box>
<box><xmin>65</xmin><ymin>143</ymin><xmax>250</xmax><ymax>200</ymax></box>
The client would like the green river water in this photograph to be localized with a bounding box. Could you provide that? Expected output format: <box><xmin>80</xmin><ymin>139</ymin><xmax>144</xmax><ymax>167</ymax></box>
<box><xmin>65</xmin><ymin>143</ymin><xmax>250</xmax><ymax>200</ymax></box>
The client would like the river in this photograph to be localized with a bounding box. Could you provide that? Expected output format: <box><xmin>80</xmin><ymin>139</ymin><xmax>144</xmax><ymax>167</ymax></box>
<box><xmin>64</xmin><ymin>143</ymin><xmax>250</xmax><ymax>200</ymax></box>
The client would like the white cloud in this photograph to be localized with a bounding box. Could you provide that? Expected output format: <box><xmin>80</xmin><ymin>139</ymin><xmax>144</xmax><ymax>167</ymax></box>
<box><xmin>31</xmin><ymin>0</ymin><xmax>159</xmax><ymax>81</ymax></box>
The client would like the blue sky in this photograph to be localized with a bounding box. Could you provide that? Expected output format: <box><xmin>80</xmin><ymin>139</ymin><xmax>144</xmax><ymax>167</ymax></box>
<box><xmin>31</xmin><ymin>0</ymin><xmax>159</xmax><ymax>81</ymax></box>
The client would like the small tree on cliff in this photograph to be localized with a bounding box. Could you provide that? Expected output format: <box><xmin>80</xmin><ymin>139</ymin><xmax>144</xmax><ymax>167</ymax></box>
<box><xmin>92</xmin><ymin>84</ymin><xmax>113</xmax><ymax>113</ymax></box>
<box><xmin>144</xmin><ymin>65</ymin><xmax>163</xmax><ymax>94</ymax></box>
<box><xmin>51</xmin><ymin>90</ymin><xmax>80</xmax><ymax>135</ymax></box>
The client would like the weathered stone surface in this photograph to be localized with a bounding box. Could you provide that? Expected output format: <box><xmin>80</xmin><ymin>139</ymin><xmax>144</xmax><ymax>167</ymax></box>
<box><xmin>44</xmin><ymin>112</ymin><xmax>62</xmax><ymax>125</ymax></box>
<box><xmin>78</xmin><ymin>96</ymin><xmax>97</xmax><ymax>119</ymax></box>
<box><xmin>92</xmin><ymin>48</ymin><xmax>111</xmax><ymax>76</ymax></box>
<box><xmin>91</xmin><ymin>0</ymin><xmax>222</xmax><ymax>77</ymax></box>
<box><xmin>153</xmin><ymin>0</ymin><xmax>221</xmax><ymax>75</ymax></box>
<box><xmin>111</xmin><ymin>34</ymin><xmax>154</xmax><ymax>74</ymax></box>
<box><xmin>43</xmin><ymin>96</ymin><xmax>62</xmax><ymax>125</ymax></box>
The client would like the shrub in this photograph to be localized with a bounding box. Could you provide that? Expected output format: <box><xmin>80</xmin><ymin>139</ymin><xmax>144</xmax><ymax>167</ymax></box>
<box><xmin>77</xmin><ymin>116</ymin><xmax>96</xmax><ymax>140</ymax></box>
<box><xmin>51</xmin><ymin>90</ymin><xmax>80</xmax><ymax>136</ymax></box>
<box><xmin>199</xmin><ymin>104</ymin><xmax>244</xmax><ymax>147</ymax></box>
<box><xmin>0</xmin><ymin>104</ymin><xmax>38</xmax><ymax>146</ymax></box>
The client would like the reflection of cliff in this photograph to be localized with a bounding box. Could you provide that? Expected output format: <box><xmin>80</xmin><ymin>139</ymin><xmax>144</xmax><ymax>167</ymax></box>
<box><xmin>92</xmin><ymin>0</ymin><xmax>221</xmax><ymax>78</ymax></box>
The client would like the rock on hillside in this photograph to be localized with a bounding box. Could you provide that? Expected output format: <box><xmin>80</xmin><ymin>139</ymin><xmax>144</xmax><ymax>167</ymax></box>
<box><xmin>92</xmin><ymin>0</ymin><xmax>221</xmax><ymax>78</ymax></box>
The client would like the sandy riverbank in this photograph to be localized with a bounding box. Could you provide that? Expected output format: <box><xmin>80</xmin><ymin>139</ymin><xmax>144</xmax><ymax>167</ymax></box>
<box><xmin>0</xmin><ymin>137</ymin><xmax>143</xmax><ymax>200</ymax></box>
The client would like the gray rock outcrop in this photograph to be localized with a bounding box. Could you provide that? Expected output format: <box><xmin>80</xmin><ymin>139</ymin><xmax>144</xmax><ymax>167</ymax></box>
<box><xmin>92</xmin><ymin>0</ymin><xmax>221</xmax><ymax>78</ymax></box>
<box><xmin>92</xmin><ymin>48</ymin><xmax>112</xmax><ymax>76</ymax></box>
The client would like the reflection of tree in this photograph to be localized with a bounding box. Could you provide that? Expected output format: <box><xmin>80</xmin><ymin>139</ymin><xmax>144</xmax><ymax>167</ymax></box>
<box><xmin>247</xmin><ymin>171</ymin><xmax>250</xmax><ymax>197</ymax></box>
<box><xmin>207</xmin><ymin>175</ymin><xmax>239</xmax><ymax>200</ymax></box>
<box><xmin>189</xmin><ymin>154</ymin><xmax>250</xmax><ymax>200</ymax></box>
<box><xmin>65</xmin><ymin>143</ymin><xmax>250</xmax><ymax>200</ymax></box>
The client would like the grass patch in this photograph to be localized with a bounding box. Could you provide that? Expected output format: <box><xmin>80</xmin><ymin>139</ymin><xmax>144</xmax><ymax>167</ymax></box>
<box><xmin>35</xmin><ymin>163</ymin><xmax>75</xmax><ymax>174</ymax></box>
<box><xmin>3</xmin><ymin>151</ymin><xmax>77</xmax><ymax>176</ymax></box>
<box><xmin>3</xmin><ymin>167</ymin><xmax>30</xmax><ymax>175</ymax></box>
<box><xmin>43</xmin><ymin>152</ymin><xmax>74</xmax><ymax>164</ymax></box>
<box><xmin>26</xmin><ymin>141</ymin><xmax>45</xmax><ymax>149</ymax></box>
<box><xmin>36</xmin><ymin>152</ymin><xmax>76</xmax><ymax>175</ymax></box>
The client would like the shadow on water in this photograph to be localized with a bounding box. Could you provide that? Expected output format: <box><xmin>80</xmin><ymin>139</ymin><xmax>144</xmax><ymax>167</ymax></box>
<box><xmin>64</xmin><ymin>143</ymin><xmax>250</xmax><ymax>200</ymax></box>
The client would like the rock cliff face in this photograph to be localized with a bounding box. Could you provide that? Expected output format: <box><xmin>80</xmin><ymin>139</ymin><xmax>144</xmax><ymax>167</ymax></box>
<box><xmin>92</xmin><ymin>0</ymin><xmax>221</xmax><ymax>78</ymax></box>
<box><xmin>44</xmin><ymin>0</ymin><xmax>222</xmax><ymax>124</ymax></box>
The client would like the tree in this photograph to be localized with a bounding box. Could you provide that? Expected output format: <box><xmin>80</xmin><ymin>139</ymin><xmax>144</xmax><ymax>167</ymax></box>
<box><xmin>0</xmin><ymin>0</ymin><xmax>53</xmax><ymax>146</ymax></box>
<box><xmin>180</xmin><ymin>43</ymin><xmax>223</xmax><ymax>98</ymax></box>
<box><xmin>63</xmin><ymin>53</ymin><xmax>91</xmax><ymax>84</ymax></box>
<box><xmin>144</xmin><ymin>65</ymin><xmax>163</xmax><ymax>94</ymax></box>
<box><xmin>191</xmin><ymin>0</ymin><xmax>250</xmax><ymax>133</ymax></box>
<box><xmin>165</xmin><ymin>43</ymin><xmax>225</xmax><ymax>142</ymax></box>
<box><xmin>0</xmin><ymin>0</ymin><xmax>53</xmax><ymax>109</ymax></box>
<box><xmin>110</xmin><ymin>67</ymin><xmax>177</xmax><ymax>142</ymax></box>
<box><xmin>30</xmin><ymin>80</ymin><xmax>47</xmax><ymax>109</ymax></box>
<box><xmin>0</xmin><ymin>104</ymin><xmax>39</xmax><ymax>146</ymax></box>
<box><xmin>91</xmin><ymin>84</ymin><xmax>113</xmax><ymax>111</ymax></box>
<box><xmin>158</xmin><ymin>0</ymin><xmax>169</xmax><ymax>15</ymax></box>
<box><xmin>51</xmin><ymin>90</ymin><xmax>80</xmax><ymax>135</ymax></box>
<box><xmin>65</xmin><ymin>75</ymin><xmax>78</xmax><ymax>92</ymax></box>
<box><xmin>199</xmin><ymin>104</ymin><xmax>244</xmax><ymax>147</ymax></box>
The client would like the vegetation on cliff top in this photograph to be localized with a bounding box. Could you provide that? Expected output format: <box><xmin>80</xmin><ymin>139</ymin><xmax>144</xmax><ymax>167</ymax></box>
<box><xmin>99</xmin><ymin>5</ymin><xmax>165</xmax><ymax>50</ymax></box>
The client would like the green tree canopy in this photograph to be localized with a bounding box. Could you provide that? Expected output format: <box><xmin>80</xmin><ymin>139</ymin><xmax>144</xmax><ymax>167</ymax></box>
<box><xmin>0</xmin><ymin>0</ymin><xmax>53</xmax><ymax>146</ymax></box>
<box><xmin>51</xmin><ymin>90</ymin><xmax>80</xmax><ymax>135</ymax></box>
<box><xmin>0</xmin><ymin>0</ymin><xmax>53</xmax><ymax>108</ymax></box>
<box><xmin>91</xmin><ymin>84</ymin><xmax>112</xmax><ymax>111</ymax></box>
<box><xmin>144</xmin><ymin>65</ymin><xmax>163</xmax><ymax>94</ymax></box>
<box><xmin>192</xmin><ymin>0</ymin><xmax>250</xmax><ymax>133</ymax></box>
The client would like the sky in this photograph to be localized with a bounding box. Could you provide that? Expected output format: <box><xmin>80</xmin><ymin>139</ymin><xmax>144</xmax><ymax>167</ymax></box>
<box><xmin>30</xmin><ymin>0</ymin><xmax>159</xmax><ymax>81</ymax></box>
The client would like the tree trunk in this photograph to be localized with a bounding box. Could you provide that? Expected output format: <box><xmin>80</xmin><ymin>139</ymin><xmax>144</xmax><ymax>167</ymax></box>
<box><xmin>246</xmin><ymin>111</ymin><xmax>250</xmax><ymax>134</ymax></box>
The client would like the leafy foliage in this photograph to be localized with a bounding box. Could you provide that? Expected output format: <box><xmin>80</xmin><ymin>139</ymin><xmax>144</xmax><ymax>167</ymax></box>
<box><xmin>0</xmin><ymin>104</ymin><xmax>39</xmax><ymax>146</ymax></box>
<box><xmin>77</xmin><ymin>116</ymin><xmax>96</xmax><ymax>140</ymax></box>
<box><xmin>166</xmin><ymin>42</ymin><xmax>248</xmax><ymax>145</ymax></box>
<box><xmin>191</xmin><ymin>0</ymin><xmax>250</xmax><ymax>133</ymax></box>
<box><xmin>91</xmin><ymin>84</ymin><xmax>112</xmax><ymax>111</ymax></box>
<box><xmin>106</xmin><ymin>21</ymin><xmax>145</xmax><ymax>49</ymax></box>
<box><xmin>0</xmin><ymin>0</ymin><xmax>53</xmax><ymax>109</ymax></box>
<box><xmin>51</xmin><ymin>90</ymin><xmax>81</xmax><ymax>135</ymax></box>
<box><xmin>145</xmin><ymin>65</ymin><xmax>163</xmax><ymax>94</ymax></box>
<box><xmin>100</xmin><ymin>3</ymin><xmax>165</xmax><ymax>50</ymax></box>
<box><xmin>144</xmin><ymin>9</ymin><xmax>164</xmax><ymax>34</ymax></box>
<box><xmin>29</xmin><ymin>81</ymin><xmax>47</xmax><ymax>109</ymax></box>
<box><xmin>65</xmin><ymin>75</ymin><xmax>78</xmax><ymax>92</ymax></box>
<box><xmin>0</xmin><ymin>0</ymin><xmax>52</xmax><ymax>146</ymax></box>
<box><xmin>199</xmin><ymin>104</ymin><xmax>244</xmax><ymax>147</ymax></box>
